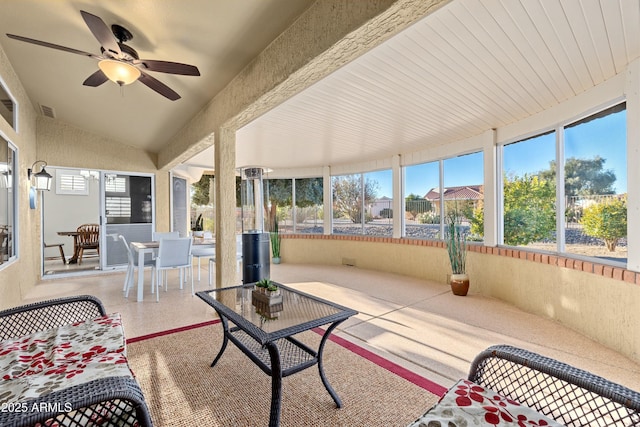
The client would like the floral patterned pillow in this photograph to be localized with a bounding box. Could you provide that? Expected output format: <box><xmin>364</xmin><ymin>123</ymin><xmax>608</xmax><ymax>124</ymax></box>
<box><xmin>0</xmin><ymin>313</ymin><xmax>133</xmax><ymax>403</ymax></box>
<box><xmin>409</xmin><ymin>379</ymin><xmax>565</xmax><ymax>427</ymax></box>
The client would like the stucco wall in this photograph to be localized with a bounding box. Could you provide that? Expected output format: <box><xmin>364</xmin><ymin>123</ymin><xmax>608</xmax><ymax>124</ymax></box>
<box><xmin>36</xmin><ymin>118</ymin><xmax>171</xmax><ymax>235</ymax></box>
<box><xmin>280</xmin><ymin>235</ymin><xmax>640</xmax><ymax>363</ymax></box>
<box><xmin>0</xmin><ymin>59</ymin><xmax>170</xmax><ymax>309</ymax></box>
<box><xmin>0</xmin><ymin>41</ymin><xmax>39</xmax><ymax>309</ymax></box>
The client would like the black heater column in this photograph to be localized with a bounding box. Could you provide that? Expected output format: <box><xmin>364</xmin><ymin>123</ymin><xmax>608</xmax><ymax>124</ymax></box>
<box><xmin>240</xmin><ymin>167</ymin><xmax>270</xmax><ymax>284</ymax></box>
<box><xmin>242</xmin><ymin>232</ymin><xmax>270</xmax><ymax>283</ymax></box>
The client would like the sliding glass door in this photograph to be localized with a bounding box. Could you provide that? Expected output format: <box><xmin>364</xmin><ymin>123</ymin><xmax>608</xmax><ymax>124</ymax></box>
<box><xmin>101</xmin><ymin>172</ymin><xmax>155</xmax><ymax>270</ymax></box>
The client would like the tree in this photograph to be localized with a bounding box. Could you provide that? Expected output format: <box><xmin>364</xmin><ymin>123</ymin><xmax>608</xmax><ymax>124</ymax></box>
<box><xmin>191</xmin><ymin>174</ymin><xmax>212</xmax><ymax>206</ymax></box>
<box><xmin>295</xmin><ymin>178</ymin><xmax>323</xmax><ymax>208</ymax></box>
<box><xmin>332</xmin><ymin>175</ymin><xmax>379</xmax><ymax>223</ymax></box>
<box><xmin>265</xmin><ymin>178</ymin><xmax>323</xmax><ymax>230</ymax></box>
<box><xmin>539</xmin><ymin>156</ymin><xmax>616</xmax><ymax>196</ymax></box>
<box><xmin>499</xmin><ymin>173</ymin><xmax>556</xmax><ymax>246</ymax></box>
<box><xmin>580</xmin><ymin>197</ymin><xmax>627</xmax><ymax>251</ymax></box>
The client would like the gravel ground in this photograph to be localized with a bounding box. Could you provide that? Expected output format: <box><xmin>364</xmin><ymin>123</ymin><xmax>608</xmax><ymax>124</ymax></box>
<box><xmin>293</xmin><ymin>223</ymin><xmax>627</xmax><ymax>262</ymax></box>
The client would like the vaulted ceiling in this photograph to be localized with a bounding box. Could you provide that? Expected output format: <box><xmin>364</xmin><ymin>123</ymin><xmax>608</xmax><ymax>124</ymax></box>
<box><xmin>1</xmin><ymin>1</ymin><xmax>638</xmax><ymax>176</ymax></box>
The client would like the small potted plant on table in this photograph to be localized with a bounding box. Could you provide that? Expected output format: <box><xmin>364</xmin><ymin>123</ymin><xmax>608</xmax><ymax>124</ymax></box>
<box><xmin>252</xmin><ymin>278</ymin><xmax>283</xmax><ymax>317</ymax></box>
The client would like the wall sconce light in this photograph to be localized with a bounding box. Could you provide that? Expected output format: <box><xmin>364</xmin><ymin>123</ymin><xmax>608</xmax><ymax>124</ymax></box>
<box><xmin>27</xmin><ymin>160</ymin><xmax>52</xmax><ymax>191</ymax></box>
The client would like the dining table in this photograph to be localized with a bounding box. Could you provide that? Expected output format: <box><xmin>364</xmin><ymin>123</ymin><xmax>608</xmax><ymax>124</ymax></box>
<box><xmin>130</xmin><ymin>238</ymin><xmax>215</xmax><ymax>302</ymax></box>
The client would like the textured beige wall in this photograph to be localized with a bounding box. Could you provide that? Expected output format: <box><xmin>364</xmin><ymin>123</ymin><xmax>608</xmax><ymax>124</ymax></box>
<box><xmin>0</xmin><ymin>42</ymin><xmax>40</xmax><ymax>309</ymax></box>
<box><xmin>471</xmin><ymin>254</ymin><xmax>640</xmax><ymax>363</ymax></box>
<box><xmin>283</xmin><ymin>238</ymin><xmax>450</xmax><ymax>283</ymax></box>
<box><xmin>281</xmin><ymin>237</ymin><xmax>640</xmax><ymax>363</ymax></box>
<box><xmin>36</xmin><ymin>118</ymin><xmax>170</xmax><ymax>233</ymax></box>
<box><xmin>0</xmin><ymin>104</ymin><xmax>169</xmax><ymax>310</ymax></box>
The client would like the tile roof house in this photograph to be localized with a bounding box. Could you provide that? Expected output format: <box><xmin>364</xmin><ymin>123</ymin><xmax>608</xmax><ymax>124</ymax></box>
<box><xmin>424</xmin><ymin>185</ymin><xmax>484</xmax><ymax>212</ymax></box>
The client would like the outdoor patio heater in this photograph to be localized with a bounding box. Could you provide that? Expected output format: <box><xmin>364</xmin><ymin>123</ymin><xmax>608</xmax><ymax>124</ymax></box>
<box><xmin>240</xmin><ymin>167</ymin><xmax>270</xmax><ymax>284</ymax></box>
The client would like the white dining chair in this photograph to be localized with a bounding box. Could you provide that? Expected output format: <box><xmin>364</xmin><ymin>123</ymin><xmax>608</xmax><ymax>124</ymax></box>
<box><xmin>152</xmin><ymin>231</ymin><xmax>179</xmax><ymax>241</ymax></box>
<box><xmin>192</xmin><ymin>246</ymin><xmax>215</xmax><ymax>282</ymax></box>
<box><xmin>150</xmin><ymin>231</ymin><xmax>181</xmax><ymax>291</ymax></box>
<box><xmin>119</xmin><ymin>235</ymin><xmax>155</xmax><ymax>298</ymax></box>
<box><xmin>208</xmin><ymin>234</ymin><xmax>243</xmax><ymax>286</ymax></box>
<box><xmin>152</xmin><ymin>237</ymin><xmax>193</xmax><ymax>302</ymax></box>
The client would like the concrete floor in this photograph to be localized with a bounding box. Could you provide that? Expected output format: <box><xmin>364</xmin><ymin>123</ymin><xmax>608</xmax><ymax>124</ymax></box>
<box><xmin>25</xmin><ymin>262</ymin><xmax>640</xmax><ymax>392</ymax></box>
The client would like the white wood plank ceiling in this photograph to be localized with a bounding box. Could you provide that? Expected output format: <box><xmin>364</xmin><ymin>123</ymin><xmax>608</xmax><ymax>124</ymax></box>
<box><xmin>235</xmin><ymin>0</ymin><xmax>640</xmax><ymax>172</ymax></box>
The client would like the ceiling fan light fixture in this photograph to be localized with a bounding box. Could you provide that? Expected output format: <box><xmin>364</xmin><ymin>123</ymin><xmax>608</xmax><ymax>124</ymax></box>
<box><xmin>98</xmin><ymin>59</ymin><xmax>141</xmax><ymax>85</ymax></box>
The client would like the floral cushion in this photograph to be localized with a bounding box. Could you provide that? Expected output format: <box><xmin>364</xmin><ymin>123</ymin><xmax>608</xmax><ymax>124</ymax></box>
<box><xmin>409</xmin><ymin>379</ymin><xmax>565</xmax><ymax>427</ymax></box>
<box><xmin>0</xmin><ymin>313</ymin><xmax>133</xmax><ymax>403</ymax></box>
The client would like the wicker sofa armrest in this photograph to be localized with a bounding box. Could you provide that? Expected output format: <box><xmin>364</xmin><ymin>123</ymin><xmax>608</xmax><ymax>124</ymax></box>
<box><xmin>0</xmin><ymin>295</ymin><xmax>106</xmax><ymax>341</ymax></box>
<box><xmin>0</xmin><ymin>376</ymin><xmax>153</xmax><ymax>427</ymax></box>
<box><xmin>468</xmin><ymin>344</ymin><xmax>640</xmax><ymax>426</ymax></box>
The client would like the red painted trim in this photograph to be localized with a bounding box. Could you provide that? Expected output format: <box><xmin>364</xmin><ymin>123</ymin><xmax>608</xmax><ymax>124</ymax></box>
<box><xmin>126</xmin><ymin>319</ymin><xmax>220</xmax><ymax>343</ymax></box>
<box><xmin>312</xmin><ymin>327</ymin><xmax>448</xmax><ymax>397</ymax></box>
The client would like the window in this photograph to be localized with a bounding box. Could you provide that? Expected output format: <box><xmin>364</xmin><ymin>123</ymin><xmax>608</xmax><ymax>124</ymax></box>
<box><xmin>405</xmin><ymin>161</ymin><xmax>439</xmax><ymax>238</ymax></box>
<box><xmin>0</xmin><ymin>78</ymin><xmax>17</xmax><ymax>131</ymax></box>
<box><xmin>563</xmin><ymin>104</ymin><xmax>626</xmax><ymax>261</ymax></box>
<box><xmin>443</xmin><ymin>152</ymin><xmax>484</xmax><ymax>242</ymax></box>
<box><xmin>0</xmin><ymin>135</ymin><xmax>16</xmax><ymax>266</ymax></box>
<box><xmin>331</xmin><ymin>172</ymin><xmax>388</xmax><ymax>235</ymax></box>
<box><xmin>294</xmin><ymin>177</ymin><xmax>322</xmax><ymax>233</ymax></box>
<box><xmin>502</xmin><ymin>132</ymin><xmax>556</xmax><ymax>249</ymax></box>
<box><xmin>104</xmin><ymin>175</ymin><xmax>152</xmax><ymax>224</ymax></box>
<box><xmin>55</xmin><ymin>169</ymin><xmax>89</xmax><ymax>195</ymax></box>
<box><xmin>500</xmin><ymin>102</ymin><xmax>627</xmax><ymax>265</ymax></box>
<box><xmin>265</xmin><ymin>178</ymin><xmax>292</xmax><ymax>232</ymax></box>
<box><xmin>404</xmin><ymin>152</ymin><xmax>483</xmax><ymax>241</ymax></box>
<box><xmin>365</xmin><ymin>170</ymin><xmax>392</xmax><ymax>236</ymax></box>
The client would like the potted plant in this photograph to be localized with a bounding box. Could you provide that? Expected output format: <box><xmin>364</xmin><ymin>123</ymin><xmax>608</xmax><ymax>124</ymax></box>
<box><xmin>446</xmin><ymin>211</ymin><xmax>469</xmax><ymax>296</ymax></box>
<box><xmin>270</xmin><ymin>217</ymin><xmax>281</xmax><ymax>264</ymax></box>
<box><xmin>192</xmin><ymin>213</ymin><xmax>204</xmax><ymax>237</ymax></box>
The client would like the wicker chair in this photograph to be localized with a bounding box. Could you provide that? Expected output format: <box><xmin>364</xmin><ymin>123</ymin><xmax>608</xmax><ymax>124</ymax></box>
<box><xmin>76</xmin><ymin>223</ymin><xmax>99</xmax><ymax>265</ymax></box>
<box><xmin>0</xmin><ymin>295</ymin><xmax>153</xmax><ymax>427</ymax></box>
<box><xmin>468</xmin><ymin>345</ymin><xmax>640</xmax><ymax>426</ymax></box>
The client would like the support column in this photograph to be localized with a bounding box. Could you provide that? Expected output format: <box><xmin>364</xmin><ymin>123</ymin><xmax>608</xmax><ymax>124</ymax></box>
<box><xmin>323</xmin><ymin>166</ymin><xmax>331</xmax><ymax>235</ymax></box>
<box><xmin>482</xmin><ymin>129</ymin><xmax>498</xmax><ymax>247</ymax></box>
<box><xmin>625</xmin><ymin>59</ymin><xmax>640</xmax><ymax>272</ymax></box>
<box><xmin>214</xmin><ymin>127</ymin><xmax>238</xmax><ymax>288</ymax></box>
<box><xmin>392</xmin><ymin>155</ymin><xmax>403</xmax><ymax>238</ymax></box>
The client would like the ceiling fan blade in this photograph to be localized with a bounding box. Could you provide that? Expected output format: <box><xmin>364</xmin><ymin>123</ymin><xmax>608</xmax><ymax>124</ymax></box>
<box><xmin>6</xmin><ymin>34</ymin><xmax>100</xmax><ymax>58</ymax></box>
<box><xmin>138</xmin><ymin>72</ymin><xmax>180</xmax><ymax>101</ymax></box>
<box><xmin>80</xmin><ymin>10</ymin><xmax>121</xmax><ymax>57</ymax></box>
<box><xmin>83</xmin><ymin>70</ymin><xmax>109</xmax><ymax>87</ymax></box>
<box><xmin>137</xmin><ymin>60</ymin><xmax>200</xmax><ymax>76</ymax></box>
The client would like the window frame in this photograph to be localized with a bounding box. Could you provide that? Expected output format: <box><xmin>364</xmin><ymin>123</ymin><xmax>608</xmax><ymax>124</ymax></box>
<box><xmin>0</xmin><ymin>135</ymin><xmax>18</xmax><ymax>269</ymax></box>
<box><xmin>497</xmin><ymin>101</ymin><xmax>627</xmax><ymax>267</ymax></box>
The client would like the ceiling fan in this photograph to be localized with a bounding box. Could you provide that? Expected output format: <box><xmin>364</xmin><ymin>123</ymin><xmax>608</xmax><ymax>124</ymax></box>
<box><xmin>6</xmin><ymin>10</ymin><xmax>200</xmax><ymax>101</ymax></box>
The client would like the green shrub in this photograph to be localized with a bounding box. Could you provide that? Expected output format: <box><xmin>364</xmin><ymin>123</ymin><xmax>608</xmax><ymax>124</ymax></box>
<box><xmin>580</xmin><ymin>197</ymin><xmax>627</xmax><ymax>251</ymax></box>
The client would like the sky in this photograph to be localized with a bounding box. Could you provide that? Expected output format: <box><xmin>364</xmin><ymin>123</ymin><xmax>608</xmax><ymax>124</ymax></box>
<box><xmin>368</xmin><ymin>107</ymin><xmax>627</xmax><ymax>198</ymax></box>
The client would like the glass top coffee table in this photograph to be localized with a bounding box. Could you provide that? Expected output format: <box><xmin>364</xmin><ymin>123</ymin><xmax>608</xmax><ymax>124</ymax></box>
<box><xmin>196</xmin><ymin>283</ymin><xmax>358</xmax><ymax>427</ymax></box>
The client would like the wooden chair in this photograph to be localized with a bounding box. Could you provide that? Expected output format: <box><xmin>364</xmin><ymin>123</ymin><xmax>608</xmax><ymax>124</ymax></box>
<box><xmin>76</xmin><ymin>224</ymin><xmax>99</xmax><ymax>265</ymax></box>
<box><xmin>43</xmin><ymin>242</ymin><xmax>66</xmax><ymax>265</ymax></box>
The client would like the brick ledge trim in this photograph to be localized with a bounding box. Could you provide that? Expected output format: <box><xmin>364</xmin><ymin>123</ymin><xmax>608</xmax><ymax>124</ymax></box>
<box><xmin>281</xmin><ymin>234</ymin><xmax>638</xmax><ymax>286</ymax></box>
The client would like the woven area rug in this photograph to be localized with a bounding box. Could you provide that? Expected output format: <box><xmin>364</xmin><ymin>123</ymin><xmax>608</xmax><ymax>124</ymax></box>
<box><xmin>126</xmin><ymin>321</ymin><xmax>442</xmax><ymax>426</ymax></box>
